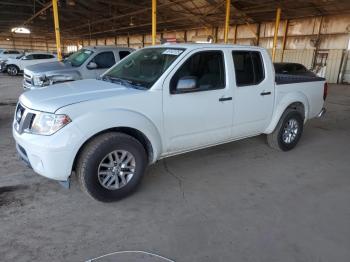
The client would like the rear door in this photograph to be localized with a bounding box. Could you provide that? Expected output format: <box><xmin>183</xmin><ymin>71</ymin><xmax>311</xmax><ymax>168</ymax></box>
<box><xmin>163</xmin><ymin>49</ymin><xmax>233</xmax><ymax>153</ymax></box>
<box><xmin>231</xmin><ymin>50</ymin><xmax>274</xmax><ymax>137</ymax></box>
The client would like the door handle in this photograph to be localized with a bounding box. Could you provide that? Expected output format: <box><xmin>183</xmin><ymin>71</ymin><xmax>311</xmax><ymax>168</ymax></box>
<box><xmin>219</xmin><ymin>97</ymin><xmax>232</xmax><ymax>102</ymax></box>
<box><xmin>260</xmin><ymin>91</ymin><xmax>271</xmax><ymax>96</ymax></box>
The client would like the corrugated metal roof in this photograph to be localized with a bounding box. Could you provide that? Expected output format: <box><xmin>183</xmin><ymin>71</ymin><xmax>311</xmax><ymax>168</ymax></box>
<box><xmin>0</xmin><ymin>0</ymin><xmax>349</xmax><ymax>39</ymax></box>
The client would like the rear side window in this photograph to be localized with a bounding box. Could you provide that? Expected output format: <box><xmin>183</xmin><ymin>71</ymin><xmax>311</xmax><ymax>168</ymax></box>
<box><xmin>92</xmin><ymin>51</ymin><xmax>116</xmax><ymax>69</ymax></box>
<box><xmin>232</xmin><ymin>51</ymin><xmax>264</xmax><ymax>86</ymax></box>
<box><xmin>9</xmin><ymin>50</ymin><xmax>20</xmax><ymax>54</ymax></box>
<box><xmin>119</xmin><ymin>51</ymin><xmax>130</xmax><ymax>60</ymax></box>
<box><xmin>32</xmin><ymin>54</ymin><xmax>49</xmax><ymax>59</ymax></box>
<box><xmin>171</xmin><ymin>51</ymin><xmax>225</xmax><ymax>93</ymax></box>
<box><xmin>23</xmin><ymin>54</ymin><xmax>34</xmax><ymax>60</ymax></box>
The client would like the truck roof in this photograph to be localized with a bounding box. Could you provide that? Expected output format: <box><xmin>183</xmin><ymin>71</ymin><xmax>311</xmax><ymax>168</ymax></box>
<box><xmin>83</xmin><ymin>46</ymin><xmax>135</xmax><ymax>51</ymax></box>
<box><xmin>24</xmin><ymin>52</ymin><xmax>56</xmax><ymax>55</ymax></box>
<box><xmin>149</xmin><ymin>43</ymin><xmax>266</xmax><ymax>51</ymax></box>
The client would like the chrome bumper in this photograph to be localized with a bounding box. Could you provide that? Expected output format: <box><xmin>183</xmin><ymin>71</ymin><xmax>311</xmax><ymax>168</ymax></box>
<box><xmin>317</xmin><ymin>107</ymin><xmax>326</xmax><ymax>118</ymax></box>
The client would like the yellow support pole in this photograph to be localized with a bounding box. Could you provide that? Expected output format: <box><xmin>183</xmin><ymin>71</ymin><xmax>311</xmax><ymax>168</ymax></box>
<box><xmin>272</xmin><ymin>7</ymin><xmax>281</xmax><ymax>62</ymax></box>
<box><xmin>52</xmin><ymin>0</ymin><xmax>62</xmax><ymax>61</ymax></box>
<box><xmin>224</xmin><ymin>0</ymin><xmax>231</xmax><ymax>43</ymax></box>
<box><xmin>152</xmin><ymin>0</ymin><xmax>157</xmax><ymax>45</ymax></box>
<box><xmin>281</xmin><ymin>19</ymin><xmax>289</xmax><ymax>61</ymax></box>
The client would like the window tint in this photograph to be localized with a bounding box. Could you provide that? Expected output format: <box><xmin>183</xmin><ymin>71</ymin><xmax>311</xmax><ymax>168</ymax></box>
<box><xmin>232</xmin><ymin>51</ymin><xmax>264</xmax><ymax>86</ymax></box>
<box><xmin>251</xmin><ymin>52</ymin><xmax>264</xmax><ymax>83</ymax></box>
<box><xmin>119</xmin><ymin>51</ymin><xmax>130</xmax><ymax>60</ymax></box>
<box><xmin>91</xmin><ymin>51</ymin><xmax>116</xmax><ymax>69</ymax></box>
<box><xmin>23</xmin><ymin>54</ymin><xmax>34</xmax><ymax>60</ymax></box>
<box><xmin>171</xmin><ymin>51</ymin><xmax>225</xmax><ymax>93</ymax></box>
<box><xmin>9</xmin><ymin>50</ymin><xmax>20</xmax><ymax>54</ymax></box>
<box><xmin>32</xmin><ymin>54</ymin><xmax>46</xmax><ymax>59</ymax></box>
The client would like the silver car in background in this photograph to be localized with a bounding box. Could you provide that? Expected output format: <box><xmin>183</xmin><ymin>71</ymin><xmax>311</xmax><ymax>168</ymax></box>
<box><xmin>23</xmin><ymin>46</ymin><xmax>134</xmax><ymax>89</ymax></box>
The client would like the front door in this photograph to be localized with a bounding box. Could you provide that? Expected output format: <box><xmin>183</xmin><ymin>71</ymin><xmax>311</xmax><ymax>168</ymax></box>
<box><xmin>90</xmin><ymin>51</ymin><xmax>116</xmax><ymax>78</ymax></box>
<box><xmin>163</xmin><ymin>50</ymin><xmax>233</xmax><ymax>154</ymax></box>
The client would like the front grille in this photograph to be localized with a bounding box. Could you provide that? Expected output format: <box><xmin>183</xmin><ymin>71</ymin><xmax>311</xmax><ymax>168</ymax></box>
<box><xmin>14</xmin><ymin>103</ymin><xmax>36</xmax><ymax>134</ymax></box>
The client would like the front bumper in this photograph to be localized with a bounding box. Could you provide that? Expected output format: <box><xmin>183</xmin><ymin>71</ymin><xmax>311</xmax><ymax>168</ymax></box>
<box><xmin>0</xmin><ymin>63</ymin><xmax>7</xmax><ymax>72</ymax></box>
<box><xmin>13</xmin><ymin>121</ymin><xmax>84</xmax><ymax>181</ymax></box>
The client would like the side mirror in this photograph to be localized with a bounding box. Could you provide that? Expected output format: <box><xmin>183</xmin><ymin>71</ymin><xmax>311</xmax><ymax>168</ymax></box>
<box><xmin>176</xmin><ymin>76</ymin><xmax>198</xmax><ymax>93</ymax></box>
<box><xmin>87</xmin><ymin>61</ymin><xmax>97</xmax><ymax>69</ymax></box>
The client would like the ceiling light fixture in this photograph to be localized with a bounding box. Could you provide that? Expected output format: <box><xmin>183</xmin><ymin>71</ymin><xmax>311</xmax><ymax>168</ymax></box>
<box><xmin>11</xmin><ymin>27</ymin><xmax>31</xmax><ymax>34</ymax></box>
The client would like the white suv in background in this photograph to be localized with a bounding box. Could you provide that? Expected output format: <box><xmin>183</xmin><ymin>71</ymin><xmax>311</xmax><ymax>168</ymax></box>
<box><xmin>5</xmin><ymin>52</ymin><xmax>57</xmax><ymax>76</ymax></box>
<box><xmin>0</xmin><ymin>49</ymin><xmax>23</xmax><ymax>72</ymax></box>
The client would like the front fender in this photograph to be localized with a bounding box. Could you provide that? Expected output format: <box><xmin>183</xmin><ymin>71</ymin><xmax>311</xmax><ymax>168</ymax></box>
<box><xmin>59</xmin><ymin>108</ymin><xmax>163</xmax><ymax>167</ymax></box>
<box><xmin>264</xmin><ymin>91</ymin><xmax>309</xmax><ymax>134</ymax></box>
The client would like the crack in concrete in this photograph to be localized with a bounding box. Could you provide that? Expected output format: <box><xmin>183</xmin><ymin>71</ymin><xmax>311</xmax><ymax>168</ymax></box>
<box><xmin>162</xmin><ymin>159</ymin><xmax>186</xmax><ymax>200</ymax></box>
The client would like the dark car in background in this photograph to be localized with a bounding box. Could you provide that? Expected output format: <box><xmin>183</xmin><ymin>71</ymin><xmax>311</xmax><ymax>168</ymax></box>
<box><xmin>274</xmin><ymin>62</ymin><xmax>316</xmax><ymax>77</ymax></box>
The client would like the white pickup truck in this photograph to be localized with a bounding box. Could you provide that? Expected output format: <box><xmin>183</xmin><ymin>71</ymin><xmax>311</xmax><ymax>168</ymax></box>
<box><xmin>13</xmin><ymin>44</ymin><xmax>327</xmax><ymax>202</ymax></box>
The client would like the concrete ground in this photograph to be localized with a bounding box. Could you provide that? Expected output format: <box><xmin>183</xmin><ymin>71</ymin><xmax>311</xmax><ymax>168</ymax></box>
<box><xmin>0</xmin><ymin>73</ymin><xmax>349</xmax><ymax>262</ymax></box>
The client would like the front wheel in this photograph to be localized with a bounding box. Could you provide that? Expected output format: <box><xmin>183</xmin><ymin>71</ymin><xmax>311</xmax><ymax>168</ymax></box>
<box><xmin>267</xmin><ymin>109</ymin><xmax>304</xmax><ymax>151</ymax></box>
<box><xmin>76</xmin><ymin>132</ymin><xmax>147</xmax><ymax>202</ymax></box>
<box><xmin>7</xmin><ymin>65</ymin><xmax>19</xmax><ymax>76</ymax></box>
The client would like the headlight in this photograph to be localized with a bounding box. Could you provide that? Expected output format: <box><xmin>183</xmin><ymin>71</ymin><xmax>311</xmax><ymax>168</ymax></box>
<box><xmin>33</xmin><ymin>75</ymin><xmax>48</xmax><ymax>86</ymax></box>
<box><xmin>29</xmin><ymin>112</ymin><xmax>71</xmax><ymax>135</ymax></box>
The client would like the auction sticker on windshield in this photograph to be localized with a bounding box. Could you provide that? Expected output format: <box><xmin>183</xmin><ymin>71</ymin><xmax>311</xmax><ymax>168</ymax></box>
<box><xmin>162</xmin><ymin>49</ymin><xmax>183</xmax><ymax>56</ymax></box>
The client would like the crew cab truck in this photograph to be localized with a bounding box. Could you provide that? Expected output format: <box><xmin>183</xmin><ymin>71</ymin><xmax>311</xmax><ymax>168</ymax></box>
<box><xmin>13</xmin><ymin>44</ymin><xmax>327</xmax><ymax>202</ymax></box>
<box><xmin>22</xmin><ymin>46</ymin><xmax>134</xmax><ymax>90</ymax></box>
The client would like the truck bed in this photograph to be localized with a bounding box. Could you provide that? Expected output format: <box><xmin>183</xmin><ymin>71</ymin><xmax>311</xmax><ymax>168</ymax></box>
<box><xmin>275</xmin><ymin>74</ymin><xmax>325</xmax><ymax>85</ymax></box>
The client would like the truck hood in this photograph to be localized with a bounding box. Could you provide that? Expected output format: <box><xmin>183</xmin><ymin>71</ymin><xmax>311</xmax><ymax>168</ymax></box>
<box><xmin>25</xmin><ymin>61</ymin><xmax>73</xmax><ymax>74</ymax></box>
<box><xmin>20</xmin><ymin>79</ymin><xmax>139</xmax><ymax>113</ymax></box>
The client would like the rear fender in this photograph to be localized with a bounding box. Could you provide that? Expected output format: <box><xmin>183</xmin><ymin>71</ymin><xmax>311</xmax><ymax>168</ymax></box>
<box><xmin>264</xmin><ymin>92</ymin><xmax>309</xmax><ymax>134</ymax></box>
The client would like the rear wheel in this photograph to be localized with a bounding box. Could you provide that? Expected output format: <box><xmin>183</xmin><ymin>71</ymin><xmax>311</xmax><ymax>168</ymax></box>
<box><xmin>7</xmin><ymin>65</ymin><xmax>19</xmax><ymax>76</ymax></box>
<box><xmin>267</xmin><ymin>109</ymin><xmax>304</xmax><ymax>151</ymax></box>
<box><xmin>76</xmin><ymin>132</ymin><xmax>147</xmax><ymax>202</ymax></box>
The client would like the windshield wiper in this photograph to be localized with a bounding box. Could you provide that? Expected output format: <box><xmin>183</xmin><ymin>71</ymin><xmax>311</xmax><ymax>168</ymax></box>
<box><xmin>101</xmin><ymin>76</ymin><xmax>147</xmax><ymax>90</ymax></box>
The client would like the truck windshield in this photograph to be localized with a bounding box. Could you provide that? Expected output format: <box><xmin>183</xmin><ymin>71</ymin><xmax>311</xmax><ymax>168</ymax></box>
<box><xmin>102</xmin><ymin>47</ymin><xmax>185</xmax><ymax>89</ymax></box>
<box><xmin>65</xmin><ymin>49</ymin><xmax>93</xmax><ymax>67</ymax></box>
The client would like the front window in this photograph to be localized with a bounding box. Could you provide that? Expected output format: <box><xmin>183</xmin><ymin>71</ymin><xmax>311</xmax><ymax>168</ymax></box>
<box><xmin>102</xmin><ymin>47</ymin><xmax>185</xmax><ymax>89</ymax></box>
<box><xmin>65</xmin><ymin>49</ymin><xmax>93</xmax><ymax>67</ymax></box>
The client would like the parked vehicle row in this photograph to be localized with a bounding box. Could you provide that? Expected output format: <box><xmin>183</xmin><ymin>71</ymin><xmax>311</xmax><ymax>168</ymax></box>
<box><xmin>22</xmin><ymin>46</ymin><xmax>134</xmax><ymax>89</ymax></box>
<box><xmin>13</xmin><ymin>44</ymin><xmax>327</xmax><ymax>202</ymax></box>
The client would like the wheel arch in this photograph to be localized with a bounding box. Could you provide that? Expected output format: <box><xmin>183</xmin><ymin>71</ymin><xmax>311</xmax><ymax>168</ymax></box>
<box><xmin>6</xmin><ymin>64</ymin><xmax>20</xmax><ymax>72</ymax></box>
<box><xmin>264</xmin><ymin>92</ymin><xmax>309</xmax><ymax>134</ymax></box>
<box><xmin>72</xmin><ymin>127</ymin><xmax>154</xmax><ymax>173</ymax></box>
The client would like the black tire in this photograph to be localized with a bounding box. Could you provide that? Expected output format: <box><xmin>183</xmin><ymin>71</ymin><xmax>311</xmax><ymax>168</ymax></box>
<box><xmin>7</xmin><ymin>65</ymin><xmax>19</xmax><ymax>76</ymax></box>
<box><xmin>267</xmin><ymin>109</ymin><xmax>304</xmax><ymax>151</ymax></box>
<box><xmin>76</xmin><ymin>132</ymin><xmax>147</xmax><ymax>202</ymax></box>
